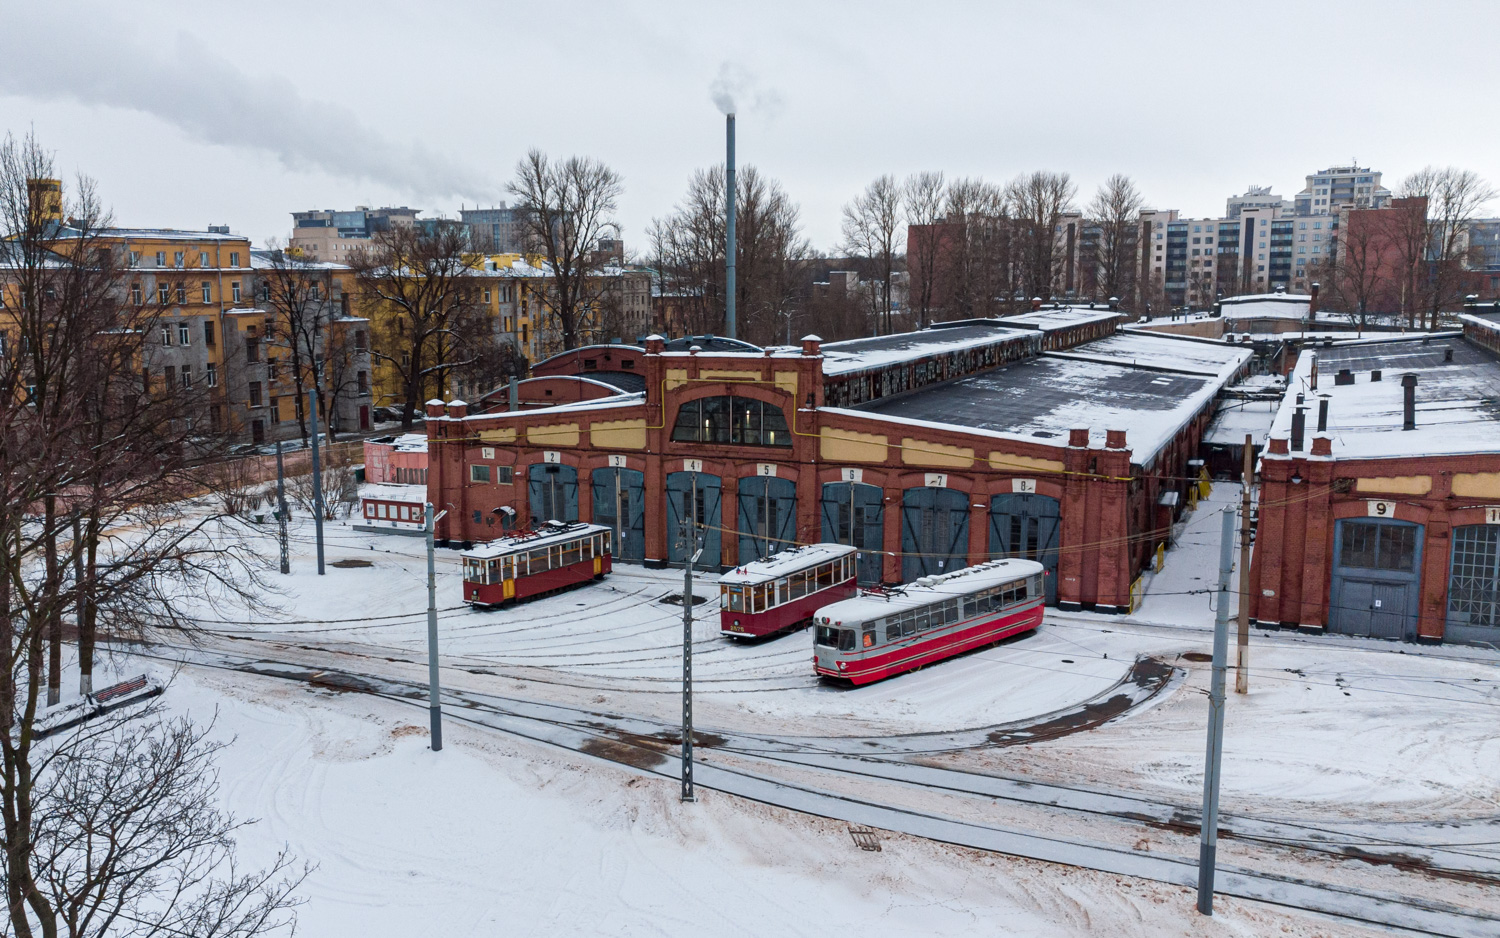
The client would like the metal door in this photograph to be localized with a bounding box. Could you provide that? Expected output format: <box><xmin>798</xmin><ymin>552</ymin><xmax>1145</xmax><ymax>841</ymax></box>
<box><xmin>989</xmin><ymin>493</ymin><xmax>1061</xmax><ymax>604</ymax></box>
<box><xmin>900</xmin><ymin>486</ymin><xmax>969</xmax><ymax>581</ymax></box>
<box><xmin>1329</xmin><ymin>518</ymin><xmax>1422</xmax><ymax>640</ymax></box>
<box><xmin>527</xmin><ymin>463</ymin><xmax>578</xmax><ymax>526</ymax></box>
<box><xmin>737</xmin><ymin>476</ymin><xmax>797</xmax><ymax>563</ymax></box>
<box><xmin>590</xmin><ymin>467</ymin><xmax>645</xmax><ymax>563</ymax></box>
<box><xmin>666</xmin><ymin>472</ymin><xmax>722</xmax><ymax>569</ymax></box>
<box><xmin>820</xmin><ymin>482</ymin><xmax>885</xmax><ymax>584</ymax></box>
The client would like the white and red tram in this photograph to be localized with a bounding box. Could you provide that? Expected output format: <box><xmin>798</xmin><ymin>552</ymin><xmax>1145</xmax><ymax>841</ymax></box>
<box><xmin>461</xmin><ymin>521</ymin><xmax>612</xmax><ymax>607</ymax></box>
<box><xmin>718</xmin><ymin>543</ymin><xmax>858</xmax><ymax>638</ymax></box>
<box><xmin>812</xmin><ymin>559</ymin><xmax>1044</xmax><ymax>685</ymax></box>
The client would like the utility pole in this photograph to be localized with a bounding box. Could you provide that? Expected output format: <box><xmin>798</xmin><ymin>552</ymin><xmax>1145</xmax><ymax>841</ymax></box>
<box><xmin>425</xmin><ymin>502</ymin><xmax>445</xmax><ymax>751</ymax></box>
<box><xmin>1197</xmin><ymin>509</ymin><xmax>1235</xmax><ymax>915</ymax></box>
<box><xmin>275</xmin><ymin>441</ymin><xmax>290</xmax><ymax>575</ymax></box>
<box><xmin>1236</xmin><ymin>434</ymin><xmax>1253</xmax><ymax>694</ymax></box>
<box><xmin>307</xmin><ymin>387</ymin><xmax>326</xmax><ymax>576</ymax></box>
<box><xmin>680</xmin><ymin>473</ymin><xmax>699</xmax><ymax>803</ymax></box>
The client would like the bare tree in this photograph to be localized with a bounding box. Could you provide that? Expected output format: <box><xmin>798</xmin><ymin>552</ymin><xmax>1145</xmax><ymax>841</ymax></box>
<box><xmin>902</xmin><ymin>171</ymin><xmax>948</xmax><ymax>329</ymax></box>
<box><xmin>1399</xmin><ymin>166</ymin><xmax>1496</xmax><ymax>328</ymax></box>
<box><xmin>0</xmin><ymin>131</ymin><xmax>299</xmax><ymax>938</ymax></box>
<box><xmin>647</xmin><ymin>165</ymin><xmax>808</xmax><ymax>345</ymax></box>
<box><xmin>943</xmin><ymin>177</ymin><xmax>1013</xmax><ymax>320</ymax></box>
<box><xmin>1006</xmin><ymin>171</ymin><xmax>1077</xmax><ymax>303</ymax></box>
<box><xmin>255</xmin><ymin>244</ymin><xmax>344</xmax><ymax>441</ymax></box>
<box><xmin>1325</xmin><ymin>209</ymin><xmax>1392</xmax><ymax>330</ymax></box>
<box><xmin>350</xmin><ymin>223</ymin><xmax>484</xmax><ymax>429</ymax></box>
<box><xmin>1085</xmin><ymin>174</ymin><xmax>1143</xmax><ymax>305</ymax></box>
<box><xmin>508</xmin><ymin>150</ymin><xmax>623</xmax><ymax>351</ymax></box>
<box><xmin>840</xmin><ymin>175</ymin><xmax>904</xmax><ymax>335</ymax></box>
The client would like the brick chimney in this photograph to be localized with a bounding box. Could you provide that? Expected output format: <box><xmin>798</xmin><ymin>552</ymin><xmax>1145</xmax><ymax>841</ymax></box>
<box><xmin>447</xmin><ymin>400</ymin><xmax>468</xmax><ymax>419</ymax></box>
<box><xmin>1105</xmin><ymin>429</ymin><xmax>1127</xmax><ymax>449</ymax></box>
<box><xmin>425</xmin><ymin>399</ymin><xmax>446</xmax><ymax>419</ymax></box>
<box><xmin>801</xmin><ymin>334</ymin><xmax>822</xmax><ymax>356</ymax></box>
<box><xmin>1069</xmin><ymin>428</ymin><xmax>1089</xmax><ymax>448</ymax></box>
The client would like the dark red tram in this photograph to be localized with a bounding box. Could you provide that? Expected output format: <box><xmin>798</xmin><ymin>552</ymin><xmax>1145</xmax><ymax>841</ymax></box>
<box><xmin>718</xmin><ymin>543</ymin><xmax>858</xmax><ymax>638</ymax></box>
<box><xmin>461</xmin><ymin>521</ymin><xmax>612</xmax><ymax>607</ymax></box>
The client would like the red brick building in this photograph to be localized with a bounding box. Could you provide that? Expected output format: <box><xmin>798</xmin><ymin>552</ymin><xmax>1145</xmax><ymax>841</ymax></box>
<box><xmin>425</xmin><ymin>308</ymin><xmax>1250</xmax><ymax>611</ymax></box>
<box><xmin>1250</xmin><ymin>319</ymin><xmax>1500</xmax><ymax>644</ymax></box>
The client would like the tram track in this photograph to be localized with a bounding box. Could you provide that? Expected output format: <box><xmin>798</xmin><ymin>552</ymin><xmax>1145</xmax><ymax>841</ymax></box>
<box><xmin>130</xmin><ymin>637</ymin><xmax>1500</xmax><ymax>937</ymax></box>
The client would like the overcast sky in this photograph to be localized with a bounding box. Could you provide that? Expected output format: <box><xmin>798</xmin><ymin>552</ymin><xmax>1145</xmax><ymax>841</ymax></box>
<box><xmin>2</xmin><ymin>0</ymin><xmax>1495</xmax><ymax>252</ymax></box>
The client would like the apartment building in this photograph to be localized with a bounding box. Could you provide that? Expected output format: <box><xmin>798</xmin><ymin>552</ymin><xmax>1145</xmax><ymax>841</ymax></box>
<box><xmin>1293</xmin><ymin>165</ymin><xmax>1391</xmax><ymax>216</ymax></box>
<box><xmin>289</xmin><ymin>206</ymin><xmax>421</xmax><ymax>264</ymax></box>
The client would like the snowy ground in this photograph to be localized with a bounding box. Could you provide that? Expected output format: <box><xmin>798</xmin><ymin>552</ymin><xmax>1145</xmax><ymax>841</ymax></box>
<box><xmin>145</xmin><ymin>665</ymin><xmax>1391</xmax><ymax>938</ymax></box>
<box><xmin>74</xmin><ymin>498</ymin><xmax>1500</xmax><ymax>934</ymax></box>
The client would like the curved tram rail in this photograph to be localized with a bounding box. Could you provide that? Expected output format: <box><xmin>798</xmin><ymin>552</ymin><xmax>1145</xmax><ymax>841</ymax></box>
<box><xmin>813</xmin><ymin>559</ymin><xmax>1045</xmax><ymax>685</ymax></box>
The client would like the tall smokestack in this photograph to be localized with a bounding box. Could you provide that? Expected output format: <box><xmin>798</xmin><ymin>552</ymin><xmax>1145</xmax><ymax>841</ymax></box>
<box><xmin>1308</xmin><ymin>282</ymin><xmax>1320</xmax><ymax>323</ymax></box>
<box><xmin>1401</xmin><ymin>373</ymin><xmax>1417</xmax><ymax>431</ymax></box>
<box><xmin>1317</xmin><ymin>395</ymin><xmax>1329</xmax><ymax>432</ymax></box>
<box><xmin>725</xmin><ymin>113</ymin><xmax>737</xmax><ymax>341</ymax></box>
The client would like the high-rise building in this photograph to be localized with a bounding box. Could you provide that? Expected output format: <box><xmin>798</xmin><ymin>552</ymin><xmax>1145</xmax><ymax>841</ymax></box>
<box><xmin>459</xmin><ymin>204</ymin><xmax>528</xmax><ymax>254</ymax></box>
<box><xmin>1293</xmin><ymin>165</ymin><xmax>1391</xmax><ymax>216</ymax></box>
<box><xmin>1225</xmin><ymin>185</ymin><xmax>1291</xmax><ymax>219</ymax></box>
<box><xmin>289</xmin><ymin>206</ymin><xmax>421</xmax><ymax>263</ymax></box>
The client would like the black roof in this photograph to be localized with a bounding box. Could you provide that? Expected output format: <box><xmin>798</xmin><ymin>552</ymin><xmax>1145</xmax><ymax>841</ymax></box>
<box><xmin>655</xmin><ymin>335</ymin><xmax>764</xmax><ymax>353</ymax></box>
<box><xmin>587</xmin><ymin>370</ymin><xmax>646</xmax><ymax>393</ymax></box>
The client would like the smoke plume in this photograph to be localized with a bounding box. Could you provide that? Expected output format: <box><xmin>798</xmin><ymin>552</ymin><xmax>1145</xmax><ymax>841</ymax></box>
<box><xmin>0</xmin><ymin>16</ymin><xmax>499</xmax><ymax>203</ymax></box>
<box><xmin>709</xmin><ymin>62</ymin><xmax>782</xmax><ymax>118</ymax></box>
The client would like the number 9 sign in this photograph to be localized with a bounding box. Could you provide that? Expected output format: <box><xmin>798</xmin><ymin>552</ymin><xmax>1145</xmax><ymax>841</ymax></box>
<box><xmin>1366</xmin><ymin>500</ymin><xmax>1396</xmax><ymax>518</ymax></box>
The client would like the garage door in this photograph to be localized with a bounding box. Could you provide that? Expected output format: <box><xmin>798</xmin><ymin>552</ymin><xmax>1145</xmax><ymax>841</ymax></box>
<box><xmin>820</xmin><ymin>482</ymin><xmax>885</xmax><ymax>585</ymax></box>
<box><xmin>528</xmin><ymin>463</ymin><xmax>578</xmax><ymax>526</ymax></box>
<box><xmin>1447</xmin><ymin>523</ymin><xmax>1500</xmax><ymax>644</ymax></box>
<box><xmin>900</xmin><ymin>486</ymin><xmax>969</xmax><ymax>581</ymax></box>
<box><xmin>590</xmin><ymin>467</ymin><xmax>645</xmax><ymax>563</ymax></box>
<box><xmin>989</xmin><ymin>493</ymin><xmax>1061</xmax><ymax>605</ymax></box>
<box><xmin>1329</xmin><ymin>518</ymin><xmax>1421</xmax><ymax>640</ymax></box>
<box><xmin>666</xmin><ymin>472</ymin><xmax>722</xmax><ymax>569</ymax></box>
<box><xmin>737</xmin><ymin>476</ymin><xmax>797</xmax><ymax>564</ymax></box>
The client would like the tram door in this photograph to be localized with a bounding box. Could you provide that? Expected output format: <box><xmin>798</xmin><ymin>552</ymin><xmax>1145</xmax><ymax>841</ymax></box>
<box><xmin>1329</xmin><ymin>518</ymin><xmax>1422</xmax><ymax>640</ymax></box>
<box><xmin>820</xmin><ymin>482</ymin><xmax>885</xmax><ymax>584</ymax></box>
<box><xmin>989</xmin><ymin>493</ymin><xmax>1061</xmax><ymax>605</ymax></box>
<box><xmin>590</xmin><ymin>467</ymin><xmax>645</xmax><ymax>563</ymax></box>
<box><xmin>666</xmin><ymin>472</ymin><xmax>723</xmax><ymax>569</ymax></box>
<box><xmin>737</xmin><ymin>477</ymin><xmax>797</xmax><ymax>564</ymax></box>
<box><xmin>900</xmin><ymin>486</ymin><xmax>969</xmax><ymax>581</ymax></box>
<box><xmin>528</xmin><ymin>464</ymin><xmax>578</xmax><ymax>526</ymax></box>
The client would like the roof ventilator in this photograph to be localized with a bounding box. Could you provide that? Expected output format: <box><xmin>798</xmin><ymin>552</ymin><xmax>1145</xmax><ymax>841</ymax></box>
<box><xmin>1291</xmin><ymin>405</ymin><xmax>1306</xmax><ymax>451</ymax></box>
<box><xmin>1334</xmin><ymin>369</ymin><xmax>1354</xmax><ymax>386</ymax></box>
<box><xmin>1401</xmin><ymin>374</ymin><xmax>1418</xmax><ymax>431</ymax></box>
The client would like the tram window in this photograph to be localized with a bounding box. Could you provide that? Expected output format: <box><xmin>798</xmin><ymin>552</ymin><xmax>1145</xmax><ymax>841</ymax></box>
<box><xmin>503</xmin><ymin>558</ymin><xmax>514</xmax><ymax>580</ymax></box>
<box><xmin>789</xmin><ymin>572</ymin><xmax>807</xmax><ymax>599</ymax></box>
<box><xmin>1016</xmin><ymin>581</ymin><xmax>1029</xmax><ymax>601</ymax></box>
<box><xmin>751</xmin><ymin>584</ymin><xmax>766</xmax><ymax>612</ymax></box>
<box><xmin>725</xmin><ymin>586</ymin><xmax>745</xmax><ymax>612</ymax></box>
<box><xmin>562</xmin><ymin>541</ymin><xmax>581</xmax><ymax>566</ymax></box>
<box><xmin>945</xmin><ymin>599</ymin><xmax>960</xmax><ymax>623</ymax></box>
<box><xmin>815</xmin><ymin>625</ymin><xmax>839</xmax><ymax>646</ymax></box>
<box><xmin>817</xmin><ymin>563</ymin><xmax>834</xmax><ymax>589</ymax></box>
<box><xmin>901</xmin><ymin>610</ymin><xmax>917</xmax><ymax>635</ymax></box>
<box><xmin>776</xmin><ymin>579</ymin><xmax>788</xmax><ymax>604</ymax></box>
<box><xmin>862</xmin><ymin>631</ymin><xmax>875</xmax><ymax>649</ymax></box>
<box><xmin>912</xmin><ymin>607</ymin><xmax>929</xmax><ymax>632</ymax></box>
<box><xmin>529</xmin><ymin>547</ymin><xmax>550</xmax><ymax>573</ymax></box>
<box><xmin>839</xmin><ymin>629</ymin><xmax>856</xmax><ymax>651</ymax></box>
<box><xmin>885</xmin><ymin>620</ymin><xmax>902</xmax><ymax>642</ymax></box>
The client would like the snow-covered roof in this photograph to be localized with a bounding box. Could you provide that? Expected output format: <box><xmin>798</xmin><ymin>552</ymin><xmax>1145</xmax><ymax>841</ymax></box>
<box><xmin>1267</xmin><ymin>332</ymin><xmax>1500</xmax><ymax>461</ymax></box>
<box><xmin>848</xmin><ymin>333</ymin><xmax>1250</xmax><ymax>462</ymax></box>
<box><xmin>815</xmin><ymin>559</ymin><xmax>1044</xmax><ymax>625</ymax></box>
<box><xmin>1218</xmin><ymin>293</ymin><xmax>1311</xmax><ymax>320</ymax></box>
<box><xmin>461</xmin><ymin>522</ymin><xmax>613</xmax><ymax>559</ymax></box>
<box><xmin>1203</xmin><ymin>399</ymin><xmax>1280</xmax><ymax>447</ymax></box>
<box><xmin>717</xmin><ymin>543</ymin><xmax>857</xmax><ymax>585</ymax></box>
<box><xmin>997</xmin><ymin>305</ymin><xmax>1122</xmax><ymax>331</ymax></box>
<box><xmin>1047</xmin><ymin>331</ymin><xmax>1249</xmax><ymax>380</ymax></box>
<box><xmin>250</xmin><ymin>249</ymin><xmax>350</xmax><ymax>270</ymax></box>
<box><xmin>820</xmin><ymin>323</ymin><xmax>1038</xmax><ymax>377</ymax></box>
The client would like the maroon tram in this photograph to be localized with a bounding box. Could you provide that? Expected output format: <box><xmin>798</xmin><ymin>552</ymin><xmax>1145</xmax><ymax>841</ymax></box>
<box><xmin>461</xmin><ymin>521</ymin><xmax>612</xmax><ymax>607</ymax></box>
<box><xmin>812</xmin><ymin>559</ymin><xmax>1044</xmax><ymax>685</ymax></box>
<box><xmin>718</xmin><ymin>543</ymin><xmax>858</xmax><ymax>638</ymax></box>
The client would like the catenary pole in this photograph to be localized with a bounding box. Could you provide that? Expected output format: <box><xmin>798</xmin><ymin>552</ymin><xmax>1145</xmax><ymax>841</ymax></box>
<box><xmin>1236</xmin><ymin>434</ymin><xmax>1253</xmax><ymax>694</ymax></box>
<box><xmin>681</xmin><ymin>473</ymin><xmax>697</xmax><ymax>802</ymax></box>
<box><xmin>275</xmin><ymin>441</ymin><xmax>290</xmax><ymax>575</ymax></box>
<box><xmin>1197</xmin><ymin>508</ymin><xmax>1235</xmax><ymax>915</ymax></box>
<box><xmin>425</xmin><ymin>502</ymin><xmax>444</xmax><ymax>751</ymax></box>
<box><xmin>725</xmin><ymin>113</ymin><xmax>737</xmax><ymax>342</ymax></box>
<box><xmin>307</xmin><ymin>387</ymin><xmax>325</xmax><ymax>575</ymax></box>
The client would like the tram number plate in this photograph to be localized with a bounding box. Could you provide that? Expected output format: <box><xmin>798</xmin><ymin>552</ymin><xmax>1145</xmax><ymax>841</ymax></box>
<box><xmin>1013</xmin><ymin>478</ymin><xmax>1037</xmax><ymax>494</ymax></box>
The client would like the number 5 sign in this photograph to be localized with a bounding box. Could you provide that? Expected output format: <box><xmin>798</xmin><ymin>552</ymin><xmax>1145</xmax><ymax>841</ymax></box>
<box><xmin>1366</xmin><ymin>500</ymin><xmax>1396</xmax><ymax>518</ymax></box>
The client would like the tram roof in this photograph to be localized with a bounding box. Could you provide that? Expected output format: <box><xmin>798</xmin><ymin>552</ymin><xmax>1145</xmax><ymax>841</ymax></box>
<box><xmin>816</xmin><ymin>559</ymin><xmax>1044</xmax><ymax>624</ymax></box>
<box><xmin>460</xmin><ymin>522</ymin><xmax>613</xmax><ymax>559</ymax></box>
<box><xmin>717</xmin><ymin>543</ymin><xmax>857</xmax><ymax>585</ymax></box>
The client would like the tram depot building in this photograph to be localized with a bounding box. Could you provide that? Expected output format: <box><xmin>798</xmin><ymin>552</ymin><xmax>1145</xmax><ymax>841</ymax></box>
<box><xmin>424</xmin><ymin>307</ymin><xmax>1253</xmax><ymax>613</ymax></box>
<box><xmin>1251</xmin><ymin>316</ymin><xmax>1500</xmax><ymax>645</ymax></box>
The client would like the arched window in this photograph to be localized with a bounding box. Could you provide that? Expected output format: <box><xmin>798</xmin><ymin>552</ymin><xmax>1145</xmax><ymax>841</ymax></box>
<box><xmin>670</xmin><ymin>395</ymin><xmax>791</xmax><ymax>446</ymax></box>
